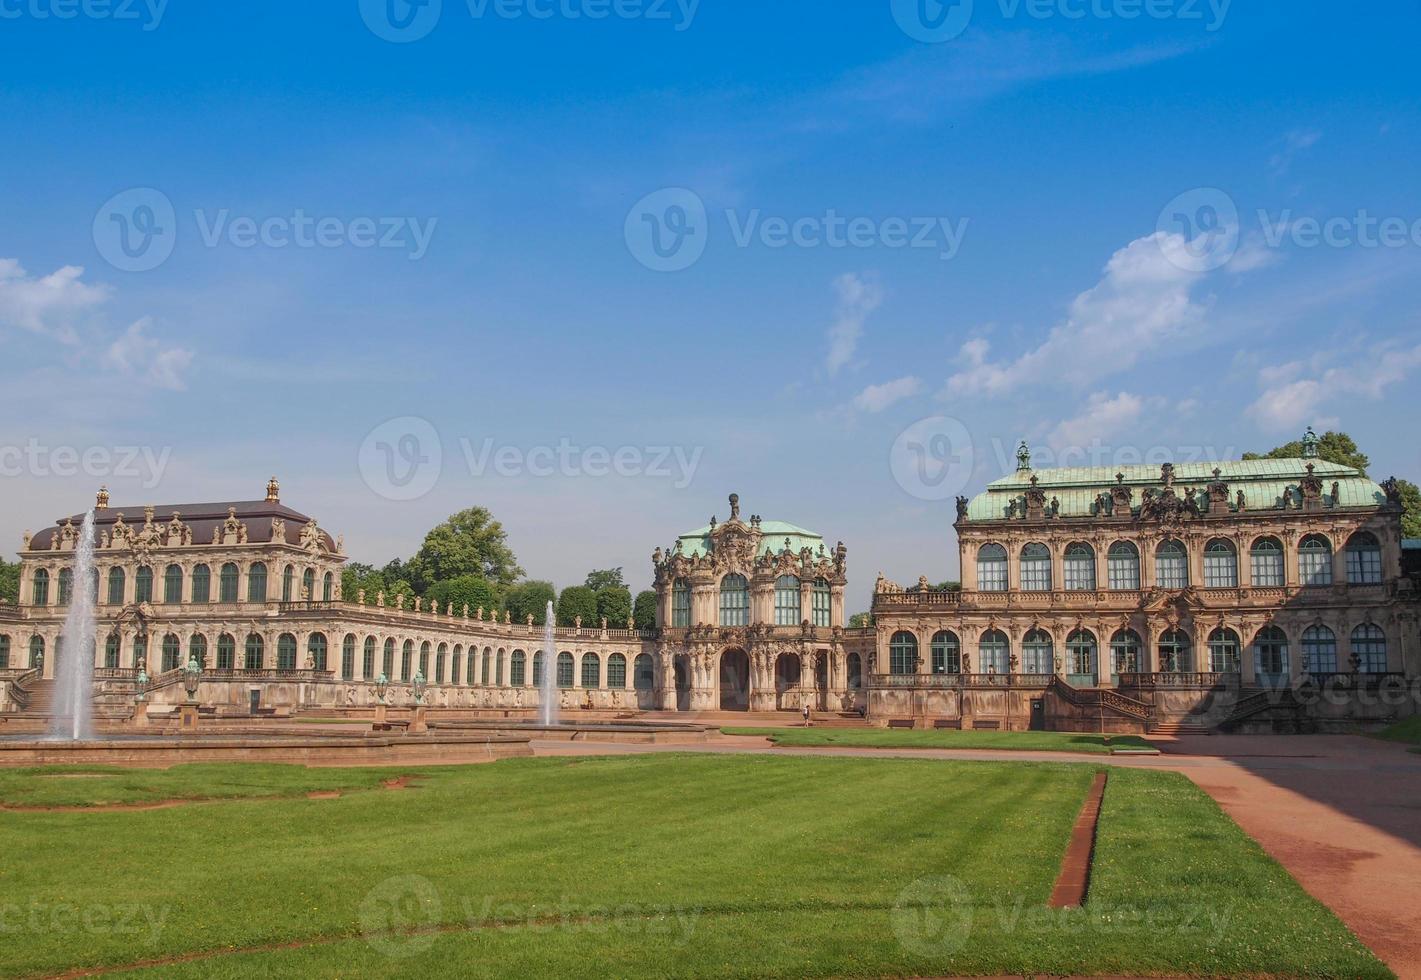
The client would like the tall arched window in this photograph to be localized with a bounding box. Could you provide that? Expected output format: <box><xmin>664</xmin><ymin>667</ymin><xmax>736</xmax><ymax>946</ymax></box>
<box><xmin>466</xmin><ymin>646</ymin><xmax>477</xmax><ymax>685</ymax></box>
<box><xmin>846</xmin><ymin>652</ymin><xmax>862</xmax><ymax>690</ymax></box>
<box><xmin>607</xmin><ymin>653</ymin><xmax>627</xmax><ymax>688</ymax></box>
<box><xmin>631</xmin><ymin>653</ymin><xmax>652</xmax><ymax>690</ymax></box>
<box><xmin>1107</xmin><ymin>542</ymin><xmax>1140</xmax><ymax>590</ymax></box>
<box><xmin>1346</xmin><ymin>532</ymin><xmax>1382</xmax><ymax>584</ymax></box>
<box><xmin>510</xmin><ymin>649</ymin><xmax>527</xmax><ymax>686</ymax></box>
<box><xmin>557</xmin><ymin>651</ymin><xmax>575</xmax><ymax>688</ymax></box>
<box><xmin>247</xmin><ymin>563</ymin><xmax>268</xmax><ymax>603</ymax></box>
<box><xmin>104</xmin><ymin>633</ymin><xmax>120</xmax><ymax>669</ymax></box>
<box><xmin>496</xmin><ymin>650</ymin><xmax>505</xmax><ymax>686</ymax></box>
<box><xmin>532</xmin><ymin>652</ymin><xmax>545</xmax><ymax>687</ymax></box>
<box><xmin>812</xmin><ymin>578</ymin><xmax>832</xmax><ymax>627</ymax></box>
<box><xmin>363</xmin><ymin>637</ymin><xmax>377</xmax><ymax>679</ymax></box>
<box><xmin>31</xmin><ymin>569</ymin><xmax>50</xmax><ymax>606</ymax></box>
<box><xmin>1350</xmin><ymin>624</ymin><xmax>1387</xmax><ymax>673</ymax></box>
<box><xmin>217</xmin><ymin>633</ymin><xmax>236</xmax><ymax>670</ymax></box>
<box><xmin>277</xmin><ymin>634</ymin><xmax>298</xmax><ymax>670</ymax></box>
<box><xmin>1110</xmin><ymin>629</ymin><xmax>1142</xmax><ymax>676</ymax></box>
<box><xmin>0</xmin><ymin>635</ymin><xmax>8</xmax><ymax>669</ymax></box>
<box><xmin>481</xmin><ymin>647</ymin><xmax>491</xmax><ymax>685</ymax></box>
<box><xmin>219</xmin><ymin>563</ymin><xmax>239</xmax><ymax>603</ymax></box>
<box><xmin>323</xmin><ymin>572</ymin><xmax>334</xmax><ymax>601</ymax></box>
<box><xmin>132</xmin><ymin>634</ymin><xmax>148</xmax><ymax>670</ymax></box>
<box><xmin>107</xmin><ymin>567</ymin><xmax>126</xmax><ymax>605</ymax></box>
<box><xmin>888</xmin><ymin>631</ymin><xmax>918</xmax><ymax>675</ymax></box>
<box><xmin>1158</xmin><ymin>629</ymin><xmax>1191</xmax><ymax>673</ymax></box>
<box><xmin>434</xmin><ymin>643</ymin><xmax>447</xmax><ymax>684</ymax></box>
<box><xmin>930</xmin><ymin>630</ymin><xmax>960</xmax><ymax>674</ymax></box>
<box><xmin>774</xmin><ymin>576</ymin><xmax>801</xmax><ymax>626</ymax></box>
<box><xmin>30</xmin><ymin>635</ymin><xmax>44</xmax><ymax>668</ymax></box>
<box><xmin>403</xmin><ymin>641</ymin><xmax>414</xmax><ymax>681</ymax></box>
<box><xmin>1202</xmin><ymin>539</ymin><xmax>1236</xmax><ymax>588</ymax></box>
<box><xmin>1066</xmin><ymin>629</ymin><xmax>1097</xmax><ymax>681</ymax></box>
<box><xmin>1156</xmin><ymin>540</ymin><xmax>1189</xmax><ymax>590</ymax></box>
<box><xmin>1252</xmin><ymin>626</ymin><xmax>1288</xmax><ymax>684</ymax></box>
<box><xmin>979</xmin><ymin>630</ymin><xmax>1009</xmax><ymax>674</ymax></box>
<box><xmin>161</xmin><ymin>634</ymin><xmax>181</xmax><ymax>672</ymax></box>
<box><xmin>134</xmin><ymin>566</ymin><xmax>153</xmax><ymax>603</ymax></box>
<box><xmin>302</xmin><ymin>568</ymin><xmax>316</xmax><ymax>601</ymax></box>
<box><xmin>383</xmin><ymin>639</ymin><xmax>395</xmax><ymax>679</ymax></box>
<box><xmin>1299</xmin><ymin>535</ymin><xmax>1333</xmax><ymax>586</ymax></box>
<box><xmin>581</xmin><ymin>653</ymin><xmax>601</xmax><ymax>689</ymax></box>
<box><xmin>57</xmin><ymin>568</ymin><xmax>73</xmax><ymax>605</ymax></box>
<box><xmin>189</xmin><ymin>634</ymin><xmax>208</xmax><ymax>669</ymax></box>
<box><xmin>244</xmin><ymin>634</ymin><xmax>263</xmax><ymax>671</ymax></box>
<box><xmin>671</xmin><ymin>578</ymin><xmax>691</xmax><ymax>627</ymax></box>
<box><xmin>1206</xmin><ymin>627</ymin><xmax>1240</xmax><ymax>673</ymax></box>
<box><xmin>164</xmin><ymin>564</ymin><xmax>183</xmax><ymax>603</ymax></box>
<box><xmin>282</xmin><ymin>565</ymin><xmax>295</xmax><ymax>602</ymax></box>
<box><xmin>342</xmin><ymin>635</ymin><xmax>357</xmax><ymax>679</ymax></box>
<box><xmin>1023</xmin><ymin>629</ymin><xmax>1053</xmax><ymax>674</ymax></box>
<box><xmin>1064</xmin><ymin>543</ymin><xmax>1095</xmax><ymax>591</ymax></box>
<box><xmin>977</xmin><ymin>543</ymin><xmax>1008</xmax><ymax>592</ymax></box>
<box><xmin>418</xmin><ymin>641</ymin><xmax>430</xmax><ymax>679</ymax></box>
<box><xmin>1250</xmin><ymin>537</ymin><xmax>1284</xmax><ymax>587</ymax></box>
<box><xmin>191</xmin><ymin>564</ymin><xmax>210</xmax><ymax>603</ymax></box>
<box><xmin>1020</xmin><ymin>543</ymin><xmax>1052</xmax><ymax>591</ymax></box>
<box><xmin>719</xmin><ymin>574</ymin><xmax>749</xmax><ymax>626</ymax></box>
<box><xmin>1301</xmin><ymin>626</ymin><xmax>1337</xmax><ymax>673</ymax></box>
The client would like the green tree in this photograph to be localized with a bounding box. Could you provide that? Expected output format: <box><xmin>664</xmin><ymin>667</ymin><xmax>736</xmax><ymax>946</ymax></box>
<box><xmin>584</xmin><ymin>568</ymin><xmax>625</xmax><ymax>592</ymax></box>
<box><xmin>849</xmin><ymin>612</ymin><xmax>874</xmax><ymax>628</ymax></box>
<box><xmin>934</xmin><ymin>581</ymin><xmax>962</xmax><ymax>592</ymax></box>
<box><xmin>504</xmin><ymin>580</ymin><xmax>555</xmax><ymax>625</ymax></box>
<box><xmin>0</xmin><ymin>559</ymin><xmax>18</xmax><ymax>604</ymax></box>
<box><xmin>407</xmin><ymin>507</ymin><xmax>523</xmax><ymax>590</ymax></box>
<box><xmin>595</xmin><ymin>585</ymin><xmax>632</xmax><ymax>627</ymax></box>
<box><xmin>340</xmin><ymin>562</ymin><xmax>386</xmax><ymax>603</ymax></box>
<box><xmin>1394</xmin><ymin>478</ymin><xmax>1421</xmax><ymax>538</ymax></box>
<box><xmin>557</xmin><ymin>585</ymin><xmax>599</xmax><ymax>627</ymax></box>
<box><xmin>427</xmin><ymin>575</ymin><xmax>501</xmax><ymax>617</ymax></box>
<box><xmin>1244</xmin><ymin>430</ymin><xmax>1370</xmax><ymax>475</ymax></box>
<box><xmin>633</xmin><ymin>590</ymin><xmax>658</xmax><ymax>630</ymax></box>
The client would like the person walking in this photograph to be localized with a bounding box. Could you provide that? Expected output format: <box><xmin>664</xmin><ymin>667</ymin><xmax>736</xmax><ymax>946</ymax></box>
<box><xmin>802</xmin><ymin>703</ymin><xmax>812</xmax><ymax>727</ymax></box>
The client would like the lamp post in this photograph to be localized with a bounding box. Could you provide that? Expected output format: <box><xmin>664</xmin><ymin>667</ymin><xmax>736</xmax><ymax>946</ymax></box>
<box><xmin>410</xmin><ymin>670</ymin><xmax>429</xmax><ymax>733</ymax></box>
<box><xmin>375</xmin><ymin>673</ymin><xmax>389</xmax><ymax>704</ymax></box>
<box><xmin>135</xmin><ymin>668</ymin><xmax>149</xmax><ymax>703</ymax></box>
<box><xmin>179</xmin><ymin>656</ymin><xmax>203</xmax><ymax>730</ymax></box>
<box><xmin>412</xmin><ymin>670</ymin><xmax>427</xmax><ymax>705</ymax></box>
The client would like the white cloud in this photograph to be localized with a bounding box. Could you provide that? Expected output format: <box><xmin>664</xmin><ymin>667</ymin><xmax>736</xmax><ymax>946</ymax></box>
<box><xmin>103</xmin><ymin>317</ymin><xmax>194</xmax><ymax>391</ymax></box>
<box><xmin>945</xmin><ymin>232</ymin><xmax>1208</xmax><ymax>398</ymax></box>
<box><xmin>0</xmin><ymin>259</ymin><xmax>110</xmax><ymax>343</ymax></box>
<box><xmin>852</xmin><ymin>376</ymin><xmax>922</xmax><ymax>413</ymax></box>
<box><xmin>1245</xmin><ymin>340</ymin><xmax>1421</xmax><ymax>433</ymax></box>
<box><xmin>1269</xmin><ymin>129</ymin><xmax>1322</xmax><ymax>177</ymax></box>
<box><xmin>825</xmin><ymin>272</ymin><xmax>882</xmax><ymax>377</ymax></box>
<box><xmin>1048</xmin><ymin>391</ymin><xmax>1149</xmax><ymax>451</ymax></box>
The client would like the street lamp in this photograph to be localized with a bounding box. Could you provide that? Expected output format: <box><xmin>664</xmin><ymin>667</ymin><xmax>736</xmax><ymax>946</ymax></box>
<box><xmin>375</xmin><ymin>673</ymin><xmax>389</xmax><ymax>703</ymax></box>
<box><xmin>182</xmin><ymin>656</ymin><xmax>203</xmax><ymax>703</ymax></box>
<box><xmin>135</xmin><ymin>667</ymin><xmax>149</xmax><ymax>703</ymax></box>
<box><xmin>412</xmin><ymin>670</ymin><xmax>427</xmax><ymax>705</ymax></box>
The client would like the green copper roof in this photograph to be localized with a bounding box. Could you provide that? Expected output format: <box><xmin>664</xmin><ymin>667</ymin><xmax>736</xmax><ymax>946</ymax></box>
<box><xmin>966</xmin><ymin>458</ymin><xmax>1385</xmax><ymax>522</ymax></box>
<box><xmin>676</xmin><ymin>520</ymin><xmax>825</xmax><ymax>558</ymax></box>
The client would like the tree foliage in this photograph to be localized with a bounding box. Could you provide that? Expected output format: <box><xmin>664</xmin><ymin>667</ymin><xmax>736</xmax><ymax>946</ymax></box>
<box><xmin>407</xmin><ymin>507</ymin><xmax>523</xmax><ymax>590</ymax></box>
<box><xmin>0</xmin><ymin>559</ymin><xmax>17</xmax><ymax>604</ymax></box>
<box><xmin>504</xmin><ymin>580</ymin><xmax>555</xmax><ymax>625</ymax></box>
<box><xmin>1243</xmin><ymin>431</ymin><xmax>1369</xmax><ymax>475</ymax></box>
<box><xmin>556</xmin><ymin>585</ymin><xmax>599</xmax><ymax>627</ymax></box>
<box><xmin>426</xmin><ymin>576</ymin><xmax>501</xmax><ymax>616</ymax></box>
<box><xmin>633</xmin><ymin>590</ymin><xmax>658</xmax><ymax>630</ymax></box>
<box><xmin>1395</xmin><ymin>478</ymin><xmax>1421</xmax><ymax>539</ymax></box>
<box><xmin>595</xmin><ymin>585</ymin><xmax>632</xmax><ymax>627</ymax></box>
<box><xmin>584</xmin><ymin>568</ymin><xmax>625</xmax><ymax>592</ymax></box>
<box><xmin>848</xmin><ymin>612</ymin><xmax>874</xmax><ymax>628</ymax></box>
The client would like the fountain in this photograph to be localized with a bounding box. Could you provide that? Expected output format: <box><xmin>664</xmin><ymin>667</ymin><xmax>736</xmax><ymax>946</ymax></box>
<box><xmin>539</xmin><ymin>600</ymin><xmax>557</xmax><ymax>726</ymax></box>
<box><xmin>52</xmin><ymin>509</ymin><xmax>97</xmax><ymax>740</ymax></box>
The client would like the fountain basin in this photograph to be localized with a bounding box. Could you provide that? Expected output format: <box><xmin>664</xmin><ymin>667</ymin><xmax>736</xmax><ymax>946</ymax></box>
<box><xmin>430</xmin><ymin>720</ymin><xmax>718</xmax><ymax>744</ymax></box>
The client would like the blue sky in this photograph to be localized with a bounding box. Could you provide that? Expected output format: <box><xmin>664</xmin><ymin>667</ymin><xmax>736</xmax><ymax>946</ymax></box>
<box><xmin>1</xmin><ymin>1</ymin><xmax>1418</xmax><ymax>611</ymax></box>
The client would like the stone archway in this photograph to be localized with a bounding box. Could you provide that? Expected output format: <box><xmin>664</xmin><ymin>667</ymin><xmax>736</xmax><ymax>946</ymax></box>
<box><xmin>719</xmin><ymin>648</ymin><xmax>750</xmax><ymax>711</ymax></box>
<box><xmin>774</xmin><ymin>653</ymin><xmax>801</xmax><ymax>710</ymax></box>
<box><xmin>674</xmin><ymin>655</ymin><xmax>691</xmax><ymax>711</ymax></box>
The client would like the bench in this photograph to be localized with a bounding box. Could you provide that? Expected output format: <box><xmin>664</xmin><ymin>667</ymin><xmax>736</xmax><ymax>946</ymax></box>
<box><xmin>971</xmin><ymin>720</ymin><xmax>1002</xmax><ymax>730</ymax></box>
<box><xmin>932</xmin><ymin>719</ymin><xmax>963</xmax><ymax>730</ymax></box>
<box><xmin>887</xmin><ymin>719</ymin><xmax>916</xmax><ymax>729</ymax></box>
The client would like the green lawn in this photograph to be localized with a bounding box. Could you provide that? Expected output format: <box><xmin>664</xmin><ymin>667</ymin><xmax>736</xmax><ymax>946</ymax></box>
<box><xmin>723</xmin><ymin>725</ymin><xmax>1155</xmax><ymax>754</ymax></box>
<box><xmin>0</xmin><ymin>763</ymin><xmax>402</xmax><ymax>808</ymax></box>
<box><xmin>0</xmin><ymin>756</ymin><xmax>1387</xmax><ymax>978</ymax></box>
<box><xmin>1373</xmin><ymin>716</ymin><xmax>1421</xmax><ymax>747</ymax></box>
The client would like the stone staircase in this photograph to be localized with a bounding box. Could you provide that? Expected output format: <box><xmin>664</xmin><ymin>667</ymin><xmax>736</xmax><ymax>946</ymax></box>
<box><xmin>18</xmin><ymin>678</ymin><xmax>56</xmax><ymax>715</ymax></box>
<box><xmin>1147</xmin><ymin>720</ymin><xmax>1214</xmax><ymax>736</ymax></box>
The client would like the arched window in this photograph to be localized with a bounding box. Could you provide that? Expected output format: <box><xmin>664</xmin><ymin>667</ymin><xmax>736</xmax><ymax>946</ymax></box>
<box><xmin>282</xmin><ymin>565</ymin><xmax>294</xmax><ymax>602</ymax></box>
<box><xmin>217</xmin><ymin>633</ymin><xmax>236</xmax><ymax>670</ymax></box>
<box><xmin>133</xmin><ymin>566</ymin><xmax>153</xmax><ymax>603</ymax></box>
<box><xmin>247</xmin><ymin>563</ymin><xmax>268</xmax><ymax>602</ymax></box>
<box><xmin>481</xmin><ymin>647</ymin><xmax>491</xmax><ymax>686</ymax></box>
<box><xmin>1158</xmin><ymin>629</ymin><xmax>1192</xmax><ymax>673</ymax></box>
<box><xmin>57</xmin><ymin>568</ymin><xmax>73</xmax><ymax>605</ymax></box>
<box><xmin>557</xmin><ymin>652</ymin><xmax>575</xmax><ymax>688</ymax></box>
<box><xmin>668</xmin><ymin>578</ymin><xmax>692</xmax><ymax>628</ymax></box>
<box><xmin>1023</xmin><ymin>628</ymin><xmax>1053</xmax><ymax>674</ymax></box>
<box><xmin>302</xmin><ymin>568</ymin><xmax>316</xmax><ymax>601</ymax></box>
<box><xmin>977</xmin><ymin>543</ymin><xmax>1008</xmax><ymax>592</ymax></box>
<box><xmin>581</xmin><ymin>653</ymin><xmax>601</xmax><ymax>688</ymax></box>
<box><xmin>1020</xmin><ymin>543</ymin><xmax>1052</xmax><ymax>591</ymax></box>
<box><xmin>1299</xmin><ymin>535</ymin><xmax>1333</xmax><ymax>586</ymax></box>
<box><xmin>104</xmin><ymin>633</ymin><xmax>120</xmax><ymax>669</ymax></box>
<box><xmin>812</xmin><ymin>578</ymin><xmax>832</xmax><ymax>627</ymax></box>
<box><xmin>1156</xmin><ymin>540</ymin><xmax>1189</xmax><ymax>589</ymax></box>
<box><xmin>161</xmin><ymin>634</ymin><xmax>181</xmax><ymax>672</ymax></box>
<box><xmin>107</xmin><ymin>567</ymin><xmax>125</xmax><ymax>605</ymax></box>
<box><xmin>888</xmin><ymin>631</ymin><xmax>918</xmax><ymax>675</ymax></box>
<box><xmin>244</xmin><ymin>634</ymin><xmax>263</xmax><ymax>671</ymax></box>
<box><xmin>774</xmin><ymin>575</ymin><xmax>801</xmax><ymax>626</ymax></box>
<box><xmin>1206</xmin><ymin>627</ymin><xmax>1241</xmax><ymax>673</ymax></box>
<box><xmin>1107</xmin><ymin>542</ymin><xmax>1140</xmax><ymax>590</ymax></box>
<box><xmin>930</xmin><ymin>630</ymin><xmax>960</xmax><ymax>674</ymax></box>
<box><xmin>277</xmin><ymin>634</ymin><xmax>298</xmax><ymax>670</ymax></box>
<box><xmin>1252</xmin><ymin>626</ymin><xmax>1288</xmax><ymax>684</ymax></box>
<box><xmin>31</xmin><ymin>569</ymin><xmax>50</xmax><ymax>606</ymax></box>
<box><xmin>1111</xmin><ymin>629</ymin><xmax>1143</xmax><ymax>675</ymax></box>
<box><xmin>323</xmin><ymin>572</ymin><xmax>334</xmax><ymax>602</ymax></box>
<box><xmin>418</xmin><ymin>641</ymin><xmax>430</xmax><ymax>679</ymax></box>
<box><xmin>1066</xmin><ymin>629</ymin><xmax>1097</xmax><ymax>680</ymax></box>
<box><xmin>342</xmin><ymin>635</ymin><xmax>357</xmax><ymax>680</ymax></box>
<box><xmin>0</xmin><ymin>635</ymin><xmax>8</xmax><ymax>669</ymax></box>
<box><xmin>1064</xmin><ymin>543</ymin><xmax>1095</xmax><ymax>591</ymax></box>
<box><xmin>363</xmin><ymin>638</ymin><xmax>377</xmax><ymax>679</ymax></box>
<box><xmin>219</xmin><ymin>563</ymin><xmax>239</xmax><ymax>603</ymax></box>
<box><xmin>189</xmin><ymin>634</ymin><xmax>208</xmax><ymax>669</ymax></box>
<box><xmin>30</xmin><ymin>635</ymin><xmax>44</xmax><ymax>668</ymax></box>
<box><xmin>132</xmin><ymin>634</ymin><xmax>148</xmax><ymax>671</ymax></box>
<box><xmin>510</xmin><ymin>649</ymin><xmax>527</xmax><ymax>686</ymax></box>
<box><xmin>496</xmin><ymin>650</ymin><xmax>505</xmax><ymax>686</ymax></box>
<box><xmin>607</xmin><ymin>653</ymin><xmax>627</xmax><ymax>688</ymax></box>
<box><xmin>1346</xmin><ymin>532</ymin><xmax>1382</xmax><ymax>585</ymax></box>
<box><xmin>1350</xmin><ymin>624</ymin><xmax>1387</xmax><ymax>673</ymax></box>
<box><xmin>164</xmin><ymin>565</ymin><xmax>183</xmax><ymax>604</ymax></box>
<box><xmin>634</xmin><ymin>653</ymin><xmax>654</xmax><ymax>690</ymax></box>
<box><xmin>1250</xmin><ymin>537</ymin><xmax>1284</xmax><ymax>587</ymax></box>
<box><xmin>1301</xmin><ymin>626</ymin><xmax>1337</xmax><ymax>674</ymax></box>
<box><xmin>1202</xmin><ymin>539</ymin><xmax>1236</xmax><ymax>588</ymax></box>
<box><xmin>383</xmin><ymin>639</ymin><xmax>395</xmax><ymax>679</ymax></box>
<box><xmin>465</xmin><ymin>647</ymin><xmax>476</xmax><ymax>685</ymax></box>
<box><xmin>532</xmin><ymin>652</ymin><xmax>545</xmax><ymax>687</ymax></box>
<box><xmin>846</xmin><ymin>652</ymin><xmax>863</xmax><ymax>690</ymax></box>
<box><xmin>434</xmin><ymin>643</ymin><xmax>447</xmax><ymax>684</ymax></box>
<box><xmin>402</xmin><ymin>640</ymin><xmax>414</xmax><ymax>681</ymax></box>
<box><xmin>979</xmin><ymin>630</ymin><xmax>1009</xmax><ymax>674</ymax></box>
<box><xmin>719</xmin><ymin>574</ymin><xmax>749</xmax><ymax>626</ymax></box>
<box><xmin>191</xmin><ymin>565</ymin><xmax>210</xmax><ymax>603</ymax></box>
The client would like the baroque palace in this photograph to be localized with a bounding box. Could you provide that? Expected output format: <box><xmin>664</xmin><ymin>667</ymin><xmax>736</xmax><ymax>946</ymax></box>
<box><xmin>0</xmin><ymin>429</ymin><xmax>1417</xmax><ymax>733</ymax></box>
